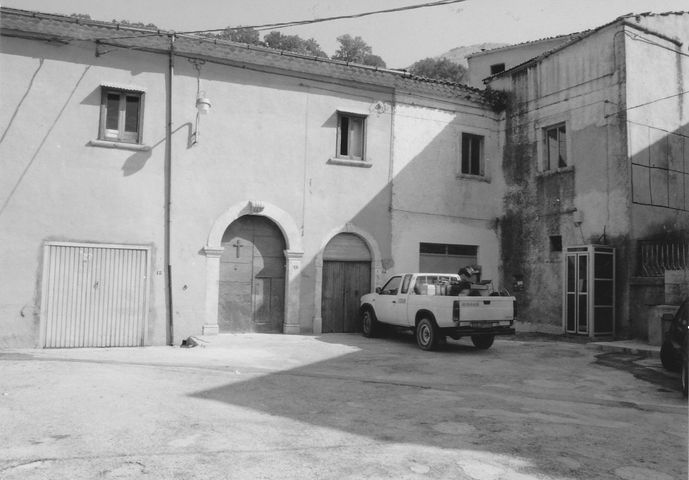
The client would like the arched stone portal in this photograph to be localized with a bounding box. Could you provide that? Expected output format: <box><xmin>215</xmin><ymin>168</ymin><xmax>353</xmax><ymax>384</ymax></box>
<box><xmin>218</xmin><ymin>216</ymin><xmax>285</xmax><ymax>333</ymax></box>
<box><xmin>203</xmin><ymin>201</ymin><xmax>303</xmax><ymax>335</ymax></box>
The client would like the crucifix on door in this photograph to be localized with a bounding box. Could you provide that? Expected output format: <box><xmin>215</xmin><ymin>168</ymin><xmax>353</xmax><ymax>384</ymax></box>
<box><xmin>232</xmin><ymin>240</ymin><xmax>244</xmax><ymax>258</ymax></box>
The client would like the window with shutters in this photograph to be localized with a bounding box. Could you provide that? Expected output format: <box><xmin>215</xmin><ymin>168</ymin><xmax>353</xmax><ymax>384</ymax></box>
<box><xmin>543</xmin><ymin>123</ymin><xmax>567</xmax><ymax>171</ymax></box>
<box><xmin>337</xmin><ymin>112</ymin><xmax>366</xmax><ymax>160</ymax></box>
<box><xmin>461</xmin><ymin>132</ymin><xmax>484</xmax><ymax>176</ymax></box>
<box><xmin>99</xmin><ymin>87</ymin><xmax>144</xmax><ymax>144</ymax></box>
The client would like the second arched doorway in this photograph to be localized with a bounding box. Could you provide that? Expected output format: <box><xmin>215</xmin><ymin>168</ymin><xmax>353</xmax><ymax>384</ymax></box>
<box><xmin>218</xmin><ymin>215</ymin><xmax>286</xmax><ymax>333</ymax></box>
<box><xmin>321</xmin><ymin>233</ymin><xmax>372</xmax><ymax>333</ymax></box>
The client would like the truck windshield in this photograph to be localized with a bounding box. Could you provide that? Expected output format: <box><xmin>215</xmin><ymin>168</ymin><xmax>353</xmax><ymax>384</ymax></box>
<box><xmin>380</xmin><ymin>276</ymin><xmax>402</xmax><ymax>295</ymax></box>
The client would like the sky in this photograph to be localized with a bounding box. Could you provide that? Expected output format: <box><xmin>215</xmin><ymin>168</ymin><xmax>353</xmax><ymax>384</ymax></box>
<box><xmin>2</xmin><ymin>0</ymin><xmax>688</xmax><ymax>68</ymax></box>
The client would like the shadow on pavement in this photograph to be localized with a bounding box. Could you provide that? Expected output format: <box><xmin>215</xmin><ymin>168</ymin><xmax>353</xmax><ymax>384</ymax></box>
<box><xmin>187</xmin><ymin>332</ymin><xmax>685</xmax><ymax>479</ymax></box>
<box><xmin>594</xmin><ymin>352</ymin><xmax>683</xmax><ymax>394</ymax></box>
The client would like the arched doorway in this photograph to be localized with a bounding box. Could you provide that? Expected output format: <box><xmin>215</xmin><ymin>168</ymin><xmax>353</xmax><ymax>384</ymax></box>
<box><xmin>218</xmin><ymin>215</ymin><xmax>286</xmax><ymax>333</ymax></box>
<box><xmin>321</xmin><ymin>233</ymin><xmax>372</xmax><ymax>333</ymax></box>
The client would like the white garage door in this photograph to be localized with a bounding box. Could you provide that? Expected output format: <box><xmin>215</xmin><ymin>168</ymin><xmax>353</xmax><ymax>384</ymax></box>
<box><xmin>40</xmin><ymin>242</ymin><xmax>150</xmax><ymax>348</ymax></box>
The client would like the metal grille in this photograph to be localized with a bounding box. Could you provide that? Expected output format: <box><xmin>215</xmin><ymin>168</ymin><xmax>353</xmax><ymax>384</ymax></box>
<box><xmin>638</xmin><ymin>240</ymin><xmax>689</xmax><ymax>277</ymax></box>
<box><xmin>41</xmin><ymin>242</ymin><xmax>150</xmax><ymax>348</ymax></box>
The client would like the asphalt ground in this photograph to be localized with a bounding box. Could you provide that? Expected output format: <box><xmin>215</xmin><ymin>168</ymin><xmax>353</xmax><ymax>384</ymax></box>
<box><xmin>0</xmin><ymin>332</ymin><xmax>687</xmax><ymax>480</ymax></box>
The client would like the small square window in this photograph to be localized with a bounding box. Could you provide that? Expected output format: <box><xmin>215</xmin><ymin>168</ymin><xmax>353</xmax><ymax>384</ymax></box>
<box><xmin>461</xmin><ymin>133</ymin><xmax>484</xmax><ymax>176</ymax></box>
<box><xmin>490</xmin><ymin>63</ymin><xmax>505</xmax><ymax>75</ymax></box>
<box><xmin>100</xmin><ymin>87</ymin><xmax>144</xmax><ymax>144</ymax></box>
<box><xmin>550</xmin><ymin>235</ymin><xmax>563</xmax><ymax>252</ymax></box>
<box><xmin>337</xmin><ymin>112</ymin><xmax>366</xmax><ymax>160</ymax></box>
<box><xmin>543</xmin><ymin>123</ymin><xmax>567</xmax><ymax>170</ymax></box>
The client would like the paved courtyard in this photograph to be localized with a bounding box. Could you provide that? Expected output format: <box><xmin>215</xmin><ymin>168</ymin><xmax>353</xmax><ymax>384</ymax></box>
<box><xmin>0</xmin><ymin>332</ymin><xmax>686</xmax><ymax>479</ymax></box>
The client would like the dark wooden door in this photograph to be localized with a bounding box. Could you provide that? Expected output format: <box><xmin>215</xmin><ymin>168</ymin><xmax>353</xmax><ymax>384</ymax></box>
<box><xmin>322</xmin><ymin>261</ymin><xmax>371</xmax><ymax>333</ymax></box>
<box><xmin>218</xmin><ymin>216</ymin><xmax>285</xmax><ymax>333</ymax></box>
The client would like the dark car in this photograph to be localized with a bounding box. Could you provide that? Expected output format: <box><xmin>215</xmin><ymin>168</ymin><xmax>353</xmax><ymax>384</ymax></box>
<box><xmin>660</xmin><ymin>298</ymin><xmax>688</xmax><ymax>397</ymax></box>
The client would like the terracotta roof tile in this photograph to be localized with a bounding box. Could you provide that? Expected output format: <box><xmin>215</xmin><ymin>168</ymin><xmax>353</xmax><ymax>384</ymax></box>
<box><xmin>0</xmin><ymin>7</ymin><xmax>490</xmax><ymax>105</ymax></box>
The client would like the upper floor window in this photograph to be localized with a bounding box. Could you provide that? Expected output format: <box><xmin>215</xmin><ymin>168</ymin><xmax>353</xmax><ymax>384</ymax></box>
<box><xmin>490</xmin><ymin>63</ymin><xmax>505</xmax><ymax>75</ymax></box>
<box><xmin>543</xmin><ymin>123</ymin><xmax>567</xmax><ymax>170</ymax></box>
<box><xmin>461</xmin><ymin>132</ymin><xmax>484</xmax><ymax>176</ymax></box>
<box><xmin>99</xmin><ymin>87</ymin><xmax>144</xmax><ymax>144</ymax></box>
<box><xmin>337</xmin><ymin>112</ymin><xmax>366</xmax><ymax>160</ymax></box>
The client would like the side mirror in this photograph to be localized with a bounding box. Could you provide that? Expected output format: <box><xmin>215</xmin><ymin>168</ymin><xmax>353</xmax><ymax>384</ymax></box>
<box><xmin>375</xmin><ymin>287</ymin><xmax>381</xmax><ymax>294</ymax></box>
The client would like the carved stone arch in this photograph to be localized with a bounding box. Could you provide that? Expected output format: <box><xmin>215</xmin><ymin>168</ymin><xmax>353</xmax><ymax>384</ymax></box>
<box><xmin>206</xmin><ymin>200</ymin><xmax>303</xmax><ymax>252</ymax></box>
<box><xmin>202</xmin><ymin>201</ymin><xmax>304</xmax><ymax>335</ymax></box>
<box><xmin>313</xmin><ymin>223</ymin><xmax>383</xmax><ymax>334</ymax></box>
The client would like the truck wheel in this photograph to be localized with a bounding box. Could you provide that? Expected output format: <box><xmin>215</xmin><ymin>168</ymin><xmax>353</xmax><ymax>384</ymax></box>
<box><xmin>471</xmin><ymin>334</ymin><xmax>495</xmax><ymax>350</ymax></box>
<box><xmin>361</xmin><ymin>308</ymin><xmax>379</xmax><ymax>338</ymax></box>
<box><xmin>416</xmin><ymin>317</ymin><xmax>438</xmax><ymax>351</ymax></box>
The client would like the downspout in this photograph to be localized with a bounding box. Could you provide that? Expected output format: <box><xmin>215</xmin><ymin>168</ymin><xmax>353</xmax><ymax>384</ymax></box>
<box><xmin>165</xmin><ymin>33</ymin><xmax>175</xmax><ymax>345</ymax></box>
<box><xmin>387</xmin><ymin>89</ymin><xmax>396</xmax><ymax>279</ymax></box>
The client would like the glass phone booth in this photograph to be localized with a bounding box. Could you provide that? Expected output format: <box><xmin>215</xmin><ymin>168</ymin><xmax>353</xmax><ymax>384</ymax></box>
<box><xmin>563</xmin><ymin>245</ymin><xmax>615</xmax><ymax>337</ymax></box>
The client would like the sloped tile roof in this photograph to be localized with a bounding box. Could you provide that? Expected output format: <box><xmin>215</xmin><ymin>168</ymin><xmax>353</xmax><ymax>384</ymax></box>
<box><xmin>465</xmin><ymin>32</ymin><xmax>588</xmax><ymax>59</ymax></box>
<box><xmin>0</xmin><ymin>7</ymin><xmax>490</xmax><ymax>105</ymax></box>
<box><xmin>487</xmin><ymin>10</ymin><xmax>688</xmax><ymax>81</ymax></box>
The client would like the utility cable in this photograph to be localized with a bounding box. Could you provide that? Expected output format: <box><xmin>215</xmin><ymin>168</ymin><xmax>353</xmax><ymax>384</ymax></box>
<box><xmin>605</xmin><ymin>90</ymin><xmax>688</xmax><ymax>118</ymax></box>
<box><xmin>94</xmin><ymin>0</ymin><xmax>466</xmax><ymax>40</ymax></box>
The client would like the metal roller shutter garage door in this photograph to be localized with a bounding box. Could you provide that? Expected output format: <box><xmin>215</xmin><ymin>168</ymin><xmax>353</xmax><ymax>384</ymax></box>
<box><xmin>40</xmin><ymin>242</ymin><xmax>151</xmax><ymax>348</ymax></box>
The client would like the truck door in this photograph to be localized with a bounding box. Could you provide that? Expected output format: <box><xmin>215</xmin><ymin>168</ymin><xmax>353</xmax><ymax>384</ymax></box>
<box><xmin>375</xmin><ymin>274</ymin><xmax>412</xmax><ymax>326</ymax></box>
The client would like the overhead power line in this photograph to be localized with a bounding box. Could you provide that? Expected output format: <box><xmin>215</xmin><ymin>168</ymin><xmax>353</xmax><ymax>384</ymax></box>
<box><xmin>96</xmin><ymin>0</ymin><xmax>467</xmax><ymax>40</ymax></box>
<box><xmin>605</xmin><ymin>90</ymin><xmax>688</xmax><ymax>118</ymax></box>
<box><xmin>184</xmin><ymin>0</ymin><xmax>467</xmax><ymax>34</ymax></box>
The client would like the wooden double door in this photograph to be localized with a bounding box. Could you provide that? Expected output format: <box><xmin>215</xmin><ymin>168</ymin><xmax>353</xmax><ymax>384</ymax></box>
<box><xmin>322</xmin><ymin>261</ymin><xmax>371</xmax><ymax>333</ymax></box>
<box><xmin>321</xmin><ymin>233</ymin><xmax>372</xmax><ymax>333</ymax></box>
<box><xmin>218</xmin><ymin>216</ymin><xmax>286</xmax><ymax>333</ymax></box>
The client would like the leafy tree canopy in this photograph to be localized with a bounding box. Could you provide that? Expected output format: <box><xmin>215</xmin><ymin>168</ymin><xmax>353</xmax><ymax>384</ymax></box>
<box><xmin>408</xmin><ymin>57</ymin><xmax>467</xmax><ymax>84</ymax></box>
<box><xmin>214</xmin><ymin>26</ymin><xmax>262</xmax><ymax>44</ymax></box>
<box><xmin>263</xmin><ymin>31</ymin><xmax>328</xmax><ymax>58</ymax></box>
<box><xmin>362</xmin><ymin>54</ymin><xmax>386</xmax><ymax>68</ymax></box>
<box><xmin>113</xmin><ymin>18</ymin><xmax>159</xmax><ymax>29</ymax></box>
<box><xmin>332</xmin><ymin>34</ymin><xmax>386</xmax><ymax>68</ymax></box>
<box><xmin>70</xmin><ymin>13</ymin><xmax>157</xmax><ymax>29</ymax></box>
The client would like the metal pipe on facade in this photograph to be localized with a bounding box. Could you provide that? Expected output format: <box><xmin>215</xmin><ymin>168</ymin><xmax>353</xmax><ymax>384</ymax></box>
<box><xmin>165</xmin><ymin>33</ymin><xmax>175</xmax><ymax>345</ymax></box>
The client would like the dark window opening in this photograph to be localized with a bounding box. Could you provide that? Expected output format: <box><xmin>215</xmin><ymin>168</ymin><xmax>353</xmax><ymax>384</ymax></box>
<box><xmin>421</xmin><ymin>243</ymin><xmax>477</xmax><ymax>256</ymax></box>
<box><xmin>544</xmin><ymin>123</ymin><xmax>567</xmax><ymax>170</ymax></box>
<box><xmin>550</xmin><ymin>235</ymin><xmax>563</xmax><ymax>252</ymax></box>
<box><xmin>490</xmin><ymin>63</ymin><xmax>505</xmax><ymax>75</ymax></box>
<box><xmin>461</xmin><ymin>133</ymin><xmax>484</xmax><ymax>176</ymax></box>
<box><xmin>337</xmin><ymin>113</ymin><xmax>365</xmax><ymax>160</ymax></box>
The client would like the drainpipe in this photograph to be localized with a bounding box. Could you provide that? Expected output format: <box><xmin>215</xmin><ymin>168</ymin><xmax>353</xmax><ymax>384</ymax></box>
<box><xmin>165</xmin><ymin>33</ymin><xmax>175</xmax><ymax>345</ymax></box>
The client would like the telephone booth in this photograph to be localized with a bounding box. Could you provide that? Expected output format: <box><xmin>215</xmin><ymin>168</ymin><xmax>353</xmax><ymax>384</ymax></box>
<box><xmin>563</xmin><ymin>245</ymin><xmax>615</xmax><ymax>337</ymax></box>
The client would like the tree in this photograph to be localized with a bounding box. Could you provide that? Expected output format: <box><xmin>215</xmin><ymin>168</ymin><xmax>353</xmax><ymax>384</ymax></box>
<box><xmin>332</xmin><ymin>34</ymin><xmax>386</xmax><ymax>68</ymax></box>
<box><xmin>408</xmin><ymin>57</ymin><xmax>467</xmax><ymax>84</ymax></box>
<box><xmin>214</xmin><ymin>26</ymin><xmax>262</xmax><ymax>45</ymax></box>
<box><xmin>362</xmin><ymin>54</ymin><xmax>386</xmax><ymax>68</ymax></box>
<box><xmin>263</xmin><ymin>31</ymin><xmax>328</xmax><ymax>58</ymax></box>
<box><xmin>112</xmin><ymin>19</ymin><xmax>159</xmax><ymax>29</ymax></box>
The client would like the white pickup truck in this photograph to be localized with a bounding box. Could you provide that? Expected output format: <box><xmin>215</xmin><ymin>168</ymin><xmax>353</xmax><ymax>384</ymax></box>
<box><xmin>360</xmin><ymin>273</ymin><xmax>516</xmax><ymax>350</ymax></box>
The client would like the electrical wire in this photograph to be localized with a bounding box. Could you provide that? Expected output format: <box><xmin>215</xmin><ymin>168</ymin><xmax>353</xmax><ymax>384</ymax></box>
<box><xmin>627</xmin><ymin>119</ymin><xmax>689</xmax><ymax>140</ymax></box>
<box><xmin>605</xmin><ymin>90</ymin><xmax>688</xmax><ymax>118</ymax></box>
<box><xmin>625</xmin><ymin>31</ymin><xmax>689</xmax><ymax>58</ymax></box>
<box><xmin>94</xmin><ymin>0</ymin><xmax>466</xmax><ymax>40</ymax></box>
